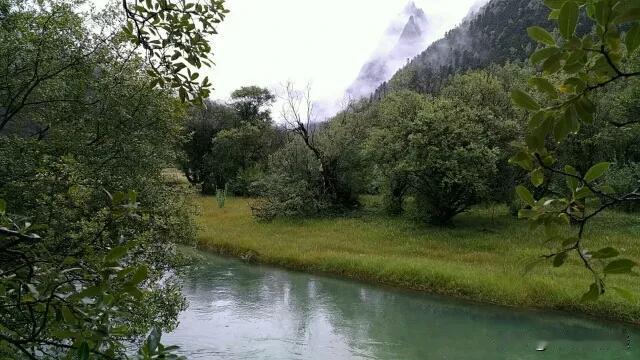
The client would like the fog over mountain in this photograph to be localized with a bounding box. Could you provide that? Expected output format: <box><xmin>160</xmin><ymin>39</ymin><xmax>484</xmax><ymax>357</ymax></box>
<box><xmin>345</xmin><ymin>2</ymin><xmax>435</xmax><ymax>101</ymax></box>
<box><xmin>200</xmin><ymin>0</ymin><xmax>490</xmax><ymax>122</ymax></box>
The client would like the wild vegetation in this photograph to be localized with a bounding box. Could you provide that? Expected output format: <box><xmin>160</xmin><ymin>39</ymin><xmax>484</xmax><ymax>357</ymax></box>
<box><xmin>1</xmin><ymin>0</ymin><xmax>640</xmax><ymax>358</ymax></box>
<box><xmin>185</xmin><ymin>0</ymin><xmax>640</xmax><ymax>305</ymax></box>
<box><xmin>0</xmin><ymin>0</ymin><xmax>226</xmax><ymax>358</ymax></box>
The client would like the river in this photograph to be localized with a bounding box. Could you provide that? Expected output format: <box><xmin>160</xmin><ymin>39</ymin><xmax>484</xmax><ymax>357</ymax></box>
<box><xmin>165</xmin><ymin>253</ymin><xmax>640</xmax><ymax>359</ymax></box>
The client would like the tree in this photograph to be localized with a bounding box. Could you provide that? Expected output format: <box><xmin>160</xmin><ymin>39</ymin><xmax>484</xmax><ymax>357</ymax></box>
<box><xmin>230</xmin><ymin>86</ymin><xmax>276</xmax><ymax>124</ymax></box>
<box><xmin>180</xmin><ymin>100</ymin><xmax>239</xmax><ymax>193</ymax></box>
<box><xmin>439</xmin><ymin>70</ymin><xmax>527</xmax><ymax>207</ymax></box>
<box><xmin>251</xmin><ymin>83</ymin><xmax>363</xmax><ymax>220</ymax></box>
<box><xmin>511</xmin><ymin>0</ymin><xmax>640</xmax><ymax>300</ymax></box>
<box><xmin>365</xmin><ymin>90</ymin><xmax>425</xmax><ymax>215</ymax></box>
<box><xmin>122</xmin><ymin>0</ymin><xmax>229</xmax><ymax>104</ymax></box>
<box><xmin>409</xmin><ymin>98</ymin><xmax>501</xmax><ymax>224</ymax></box>
<box><xmin>367</xmin><ymin>69</ymin><xmax>526</xmax><ymax>223</ymax></box>
<box><xmin>179</xmin><ymin>87</ymin><xmax>281</xmax><ymax>195</ymax></box>
<box><xmin>1</xmin><ymin>0</ymin><xmax>226</xmax><ymax>357</ymax></box>
<box><xmin>279</xmin><ymin>83</ymin><xmax>359</xmax><ymax>209</ymax></box>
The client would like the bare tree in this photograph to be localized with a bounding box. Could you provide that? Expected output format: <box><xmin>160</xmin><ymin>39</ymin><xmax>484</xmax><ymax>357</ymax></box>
<box><xmin>278</xmin><ymin>81</ymin><xmax>346</xmax><ymax>203</ymax></box>
<box><xmin>280</xmin><ymin>82</ymin><xmax>324</xmax><ymax>164</ymax></box>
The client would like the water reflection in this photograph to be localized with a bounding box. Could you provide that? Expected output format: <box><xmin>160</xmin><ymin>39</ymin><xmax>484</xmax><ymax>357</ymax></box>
<box><xmin>166</xmin><ymin>254</ymin><xmax>640</xmax><ymax>359</ymax></box>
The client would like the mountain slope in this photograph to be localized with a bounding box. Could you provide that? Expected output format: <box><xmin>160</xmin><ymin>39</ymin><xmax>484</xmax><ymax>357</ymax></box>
<box><xmin>372</xmin><ymin>0</ymin><xmax>559</xmax><ymax>98</ymax></box>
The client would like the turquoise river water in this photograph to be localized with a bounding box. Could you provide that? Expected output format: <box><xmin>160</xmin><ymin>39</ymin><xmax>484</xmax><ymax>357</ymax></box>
<box><xmin>165</xmin><ymin>253</ymin><xmax>640</xmax><ymax>359</ymax></box>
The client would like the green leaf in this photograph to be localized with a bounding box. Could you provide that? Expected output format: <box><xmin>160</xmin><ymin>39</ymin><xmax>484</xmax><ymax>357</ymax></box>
<box><xmin>531</xmin><ymin>168</ymin><xmax>545</xmax><ymax>187</ymax></box>
<box><xmin>604</xmin><ymin>259</ymin><xmax>637</xmax><ymax>274</ymax></box>
<box><xmin>574</xmin><ymin>186</ymin><xmax>594</xmax><ymax>200</ymax></box>
<box><xmin>626</xmin><ymin>23</ymin><xmax>640</xmax><ymax>54</ymax></box>
<box><xmin>565</xmin><ymin>106</ymin><xmax>580</xmax><ymax>133</ymax></box>
<box><xmin>78</xmin><ymin>285</ymin><xmax>102</xmax><ymax>299</ymax></box>
<box><xmin>564</xmin><ymin>165</ymin><xmax>579</xmax><ymax>191</ymax></box>
<box><xmin>558</xmin><ymin>213</ymin><xmax>570</xmax><ymax>225</ymax></box>
<box><xmin>526</xmin><ymin>132</ymin><xmax>545</xmax><ymax>152</ymax></box>
<box><xmin>553</xmin><ymin>116</ymin><xmax>572</xmax><ymax>141</ymax></box>
<box><xmin>124</xmin><ymin>285</ymin><xmax>144</xmax><ymax>300</ymax></box>
<box><xmin>590</xmin><ymin>247</ymin><xmax>620</xmax><ymax>259</ymax></box>
<box><xmin>594</xmin><ymin>1</ymin><xmax>611</xmax><ymax>25</ymax></box>
<box><xmin>574</xmin><ymin>99</ymin><xmax>594</xmax><ymax>123</ymax></box>
<box><xmin>584</xmin><ymin>162</ymin><xmax>610</xmax><ymax>182</ymax></box>
<box><xmin>106</xmin><ymin>246</ymin><xmax>128</xmax><ymax>263</ymax></box>
<box><xmin>559</xmin><ymin>2</ymin><xmax>579</xmax><ymax>39</ymax></box>
<box><xmin>509</xmin><ymin>151</ymin><xmax>535</xmax><ymax>171</ymax></box>
<box><xmin>516</xmin><ymin>185</ymin><xmax>535</xmax><ymax>206</ymax></box>
<box><xmin>129</xmin><ymin>266</ymin><xmax>149</xmax><ymax>286</ymax></box>
<box><xmin>553</xmin><ymin>252</ymin><xmax>568</xmax><ymax>267</ymax></box>
<box><xmin>562</xmin><ymin>237</ymin><xmax>578</xmax><ymax>247</ymax></box>
<box><xmin>542</xmin><ymin>53</ymin><xmax>563</xmax><ymax>74</ymax></box>
<box><xmin>146</xmin><ymin>328</ymin><xmax>161</xmax><ymax>352</ymax></box>
<box><xmin>0</xmin><ymin>198</ymin><xmax>5</xmax><ymax>215</ymax></box>
<box><xmin>61</xmin><ymin>306</ymin><xmax>76</xmax><ymax>323</ymax></box>
<box><xmin>581</xmin><ymin>283</ymin><xmax>600</xmax><ymax>302</ymax></box>
<box><xmin>531</xmin><ymin>47</ymin><xmax>560</xmax><ymax>64</ymax></box>
<box><xmin>527</xmin><ymin>26</ymin><xmax>556</xmax><ymax>46</ymax></box>
<box><xmin>518</xmin><ymin>208</ymin><xmax>537</xmax><ymax>219</ymax></box>
<box><xmin>529</xmin><ymin>77</ymin><xmax>559</xmax><ymax>98</ymax></box>
<box><xmin>77</xmin><ymin>342</ymin><xmax>90</xmax><ymax>360</ymax></box>
<box><xmin>128</xmin><ymin>190</ymin><xmax>138</xmax><ymax>203</ymax></box>
<box><xmin>564</xmin><ymin>77</ymin><xmax>587</xmax><ymax>93</ymax></box>
<box><xmin>511</xmin><ymin>89</ymin><xmax>540</xmax><ymax>110</ymax></box>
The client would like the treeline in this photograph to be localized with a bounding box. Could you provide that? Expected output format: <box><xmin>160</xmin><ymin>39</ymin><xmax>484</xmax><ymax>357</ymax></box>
<box><xmin>186</xmin><ymin>60</ymin><xmax>640</xmax><ymax>224</ymax></box>
<box><xmin>180</xmin><ymin>86</ymin><xmax>285</xmax><ymax>195</ymax></box>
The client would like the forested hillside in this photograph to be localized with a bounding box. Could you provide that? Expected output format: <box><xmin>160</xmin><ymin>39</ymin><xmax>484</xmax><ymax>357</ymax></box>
<box><xmin>374</xmin><ymin>0</ymin><xmax>556</xmax><ymax>97</ymax></box>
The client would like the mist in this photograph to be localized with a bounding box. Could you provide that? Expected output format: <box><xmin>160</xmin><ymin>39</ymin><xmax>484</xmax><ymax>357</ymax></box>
<box><xmin>206</xmin><ymin>0</ymin><xmax>490</xmax><ymax>121</ymax></box>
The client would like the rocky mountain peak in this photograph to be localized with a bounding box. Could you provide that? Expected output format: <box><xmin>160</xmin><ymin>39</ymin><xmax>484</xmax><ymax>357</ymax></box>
<box><xmin>400</xmin><ymin>15</ymin><xmax>423</xmax><ymax>41</ymax></box>
<box><xmin>345</xmin><ymin>2</ymin><xmax>431</xmax><ymax>101</ymax></box>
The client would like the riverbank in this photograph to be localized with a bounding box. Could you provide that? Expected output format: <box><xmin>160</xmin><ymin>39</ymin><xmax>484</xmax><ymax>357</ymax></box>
<box><xmin>195</xmin><ymin>195</ymin><xmax>640</xmax><ymax>324</ymax></box>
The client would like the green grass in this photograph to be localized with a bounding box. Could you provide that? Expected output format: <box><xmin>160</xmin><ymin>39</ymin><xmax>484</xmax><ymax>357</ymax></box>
<box><xmin>195</xmin><ymin>195</ymin><xmax>640</xmax><ymax>324</ymax></box>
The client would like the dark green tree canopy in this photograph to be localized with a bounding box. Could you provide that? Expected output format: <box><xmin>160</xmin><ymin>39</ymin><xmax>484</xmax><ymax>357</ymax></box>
<box><xmin>230</xmin><ymin>86</ymin><xmax>276</xmax><ymax>124</ymax></box>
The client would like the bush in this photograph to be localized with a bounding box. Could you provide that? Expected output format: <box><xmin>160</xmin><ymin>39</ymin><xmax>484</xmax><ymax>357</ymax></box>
<box><xmin>250</xmin><ymin>138</ymin><xmax>354</xmax><ymax>221</ymax></box>
<box><xmin>227</xmin><ymin>165</ymin><xmax>265</xmax><ymax>196</ymax></box>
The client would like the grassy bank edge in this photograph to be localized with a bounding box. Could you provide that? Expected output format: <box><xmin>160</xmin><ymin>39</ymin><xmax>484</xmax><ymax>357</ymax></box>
<box><xmin>196</xmin><ymin>241</ymin><xmax>640</xmax><ymax>327</ymax></box>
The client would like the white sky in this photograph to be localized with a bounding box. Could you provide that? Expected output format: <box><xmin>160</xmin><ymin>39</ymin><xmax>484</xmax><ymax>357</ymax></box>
<box><xmin>208</xmin><ymin>0</ymin><xmax>486</xmax><ymax>108</ymax></box>
<box><xmin>91</xmin><ymin>0</ymin><xmax>485</xmax><ymax>117</ymax></box>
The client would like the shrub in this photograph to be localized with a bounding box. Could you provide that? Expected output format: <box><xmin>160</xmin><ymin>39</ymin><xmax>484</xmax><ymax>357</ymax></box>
<box><xmin>250</xmin><ymin>138</ymin><xmax>352</xmax><ymax>221</ymax></box>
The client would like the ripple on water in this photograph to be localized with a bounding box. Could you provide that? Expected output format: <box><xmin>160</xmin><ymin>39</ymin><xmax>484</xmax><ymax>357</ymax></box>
<box><xmin>167</xmin><ymin>254</ymin><xmax>640</xmax><ymax>360</ymax></box>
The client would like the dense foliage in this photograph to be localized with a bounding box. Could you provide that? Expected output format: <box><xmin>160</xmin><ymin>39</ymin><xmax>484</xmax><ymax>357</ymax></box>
<box><xmin>510</xmin><ymin>0</ymin><xmax>640</xmax><ymax>300</ymax></box>
<box><xmin>180</xmin><ymin>87</ymin><xmax>283</xmax><ymax>195</ymax></box>
<box><xmin>250</xmin><ymin>84</ymin><xmax>367</xmax><ymax>220</ymax></box>
<box><xmin>364</xmin><ymin>70</ymin><xmax>527</xmax><ymax>223</ymax></box>
<box><xmin>0</xmin><ymin>0</ymin><xmax>225</xmax><ymax>357</ymax></box>
<box><xmin>374</xmin><ymin>0</ymin><xmax>555</xmax><ymax>97</ymax></box>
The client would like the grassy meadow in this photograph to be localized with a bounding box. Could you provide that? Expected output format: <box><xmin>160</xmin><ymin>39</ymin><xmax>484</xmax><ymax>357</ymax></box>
<box><xmin>195</xmin><ymin>195</ymin><xmax>640</xmax><ymax>324</ymax></box>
